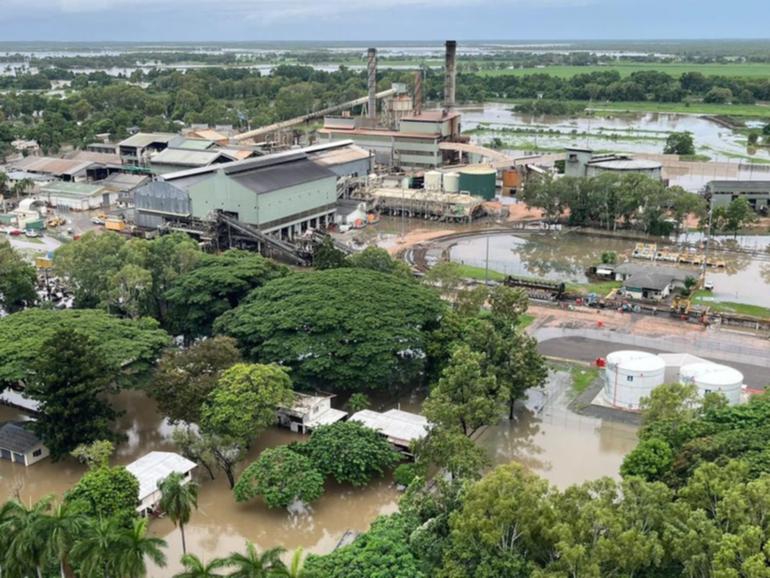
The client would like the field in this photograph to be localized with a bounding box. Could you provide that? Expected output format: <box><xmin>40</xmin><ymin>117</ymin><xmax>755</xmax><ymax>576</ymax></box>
<box><xmin>692</xmin><ymin>291</ymin><xmax>770</xmax><ymax>319</ymax></box>
<box><xmin>478</xmin><ymin>62</ymin><xmax>770</xmax><ymax>79</ymax></box>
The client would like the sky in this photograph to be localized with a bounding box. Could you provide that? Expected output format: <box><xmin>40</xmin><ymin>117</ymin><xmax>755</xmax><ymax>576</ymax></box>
<box><xmin>0</xmin><ymin>0</ymin><xmax>767</xmax><ymax>42</ymax></box>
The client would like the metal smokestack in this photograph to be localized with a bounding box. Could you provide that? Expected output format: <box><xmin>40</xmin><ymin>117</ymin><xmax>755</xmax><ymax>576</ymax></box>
<box><xmin>367</xmin><ymin>48</ymin><xmax>377</xmax><ymax>121</ymax></box>
<box><xmin>444</xmin><ymin>40</ymin><xmax>457</xmax><ymax>110</ymax></box>
<box><xmin>414</xmin><ymin>69</ymin><xmax>423</xmax><ymax>116</ymax></box>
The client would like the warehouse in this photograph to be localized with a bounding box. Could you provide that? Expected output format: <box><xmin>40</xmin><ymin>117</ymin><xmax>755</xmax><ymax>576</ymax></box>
<box><xmin>149</xmin><ymin>148</ymin><xmax>237</xmax><ymax>174</ymax></box>
<box><xmin>39</xmin><ymin>181</ymin><xmax>116</xmax><ymax>210</ymax></box>
<box><xmin>118</xmin><ymin>132</ymin><xmax>177</xmax><ymax>165</ymax></box>
<box><xmin>704</xmin><ymin>180</ymin><xmax>770</xmax><ymax>213</ymax></box>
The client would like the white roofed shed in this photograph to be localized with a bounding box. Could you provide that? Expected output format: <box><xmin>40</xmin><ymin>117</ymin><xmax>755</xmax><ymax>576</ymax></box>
<box><xmin>350</xmin><ymin>409</ymin><xmax>430</xmax><ymax>453</ymax></box>
<box><xmin>125</xmin><ymin>451</ymin><xmax>196</xmax><ymax>516</ymax></box>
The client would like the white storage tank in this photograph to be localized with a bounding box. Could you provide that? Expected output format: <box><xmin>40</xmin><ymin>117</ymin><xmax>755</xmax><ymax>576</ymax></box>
<box><xmin>679</xmin><ymin>362</ymin><xmax>743</xmax><ymax>405</ymax></box>
<box><xmin>603</xmin><ymin>350</ymin><xmax>666</xmax><ymax>410</ymax></box>
<box><xmin>425</xmin><ymin>170</ymin><xmax>443</xmax><ymax>191</ymax></box>
<box><xmin>443</xmin><ymin>172</ymin><xmax>460</xmax><ymax>193</ymax></box>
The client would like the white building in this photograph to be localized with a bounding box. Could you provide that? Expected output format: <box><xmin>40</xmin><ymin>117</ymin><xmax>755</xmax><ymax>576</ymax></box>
<box><xmin>39</xmin><ymin>181</ymin><xmax>117</xmax><ymax>210</ymax></box>
<box><xmin>0</xmin><ymin>423</ymin><xmax>49</xmax><ymax>466</ymax></box>
<box><xmin>350</xmin><ymin>409</ymin><xmax>430</xmax><ymax>453</ymax></box>
<box><xmin>125</xmin><ymin>451</ymin><xmax>197</xmax><ymax>516</ymax></box>
<box><xmin>277</xmin><ymin>393</ymin><xmax>347</xmax><ymax>434</ymax></box>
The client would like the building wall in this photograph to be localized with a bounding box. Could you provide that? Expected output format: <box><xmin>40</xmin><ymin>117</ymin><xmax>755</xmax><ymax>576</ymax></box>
<box><xmin>25</xmin><ymin>443</ymin><xmax>49</xmax><ymax>466</ymax></box>
<box><xmin>257</xmin><ymin>177</ymin><xmax>337</xmax><ymax>228</ymax></box>
<box><xmin>586</xmin><ymin>166</ymin><xmax>662</xmax><ymax>180</ymax></box>
<box><xmin>134</xmin><ymin>181</ymin><xmax>192</xmax><ymax>229</ymax></box>
<box><xmin>564</xmin><ymin>149</ymin><xmax>593</xmax><ymax>178</ymax></box>
<box><xmin>711</xmin><ymin>192</ymin><xmax>770</xmax><ymax>210</ymax></box>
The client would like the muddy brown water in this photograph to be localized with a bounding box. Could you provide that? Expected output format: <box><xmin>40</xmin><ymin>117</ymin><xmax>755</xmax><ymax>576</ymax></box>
<box><xmin>1</xmin><ymin>377</ymin><xmax>636</xmax><ymax>576</ymax></box>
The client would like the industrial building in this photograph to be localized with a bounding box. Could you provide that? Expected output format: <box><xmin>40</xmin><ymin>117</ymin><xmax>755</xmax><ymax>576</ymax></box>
<box><xmin>602</xmin><ymin>350</ymin><xmax>745</xmax><ymax>411</ymax></box>
<box><xmin>564</xmin><ymin>147</ymin><xmax>662</xmax><ymax>180</ymax></box>
<box><xmin>38</xmin><ymin>181</ymin><xmax>117</xmax><ymax>210</ymax></box>
<box><xmin>703</xmin><ymin>180</ymin><xmax>770</xmax><ymax>213</ymax></box>
<box><xmin>118</xmin><ymin>132</ymin><xmax>177</xmax><ymax>165</ymax></box>
<box><xmin>134</xmin><ymin>141</ymin><xmax>371</xmax><ymax>240</ymax></box>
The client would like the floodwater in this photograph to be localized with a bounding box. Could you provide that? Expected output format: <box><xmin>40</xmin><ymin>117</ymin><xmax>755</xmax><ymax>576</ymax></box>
<box><xmin>464</xmin><ymin>103</ymin><xmax>770</xmax><ymax>165</ymax></box>
<box><xmin>0</xmin><ymin>370</ymin><xmax>639</xmax><ymax>573</ymax></box>
<box><xmin>446</xmin><ymin>231</ymin><xmax>770</xmax><ymax>307</ymax></box>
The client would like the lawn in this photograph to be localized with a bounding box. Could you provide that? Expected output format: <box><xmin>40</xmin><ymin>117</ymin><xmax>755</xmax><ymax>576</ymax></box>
<box><xmin>567</xmin><ymin>280</ymin><xmax>622</xmax><ymax>297</ymax></box>
<box><xmin>692</xmin><ymin>291</ymin><xmax>770</xmax><ymax>319</ymax></box>
<box><xmin>454</xmin><ymin>263</ymin><xmax>507</xmax><ymax>282</ymax></box>
<box><xmin>479</xmin><ymin>62</ymin><xmax>770</xmax><ymax>79</ymax></box>
<box><xmin>570</xmin><ymin>366</ymin><xmax>600</xmax><ymax>395</ymax></box>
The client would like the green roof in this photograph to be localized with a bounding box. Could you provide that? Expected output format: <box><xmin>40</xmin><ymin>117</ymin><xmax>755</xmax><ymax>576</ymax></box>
<box><xmin>40</xmin><ymin>181</ymin><xmax>107</xmax><ymax>198</ymax></box>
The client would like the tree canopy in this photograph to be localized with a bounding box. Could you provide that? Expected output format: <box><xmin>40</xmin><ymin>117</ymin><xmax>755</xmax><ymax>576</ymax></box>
<box><xmin>0</xmin><ymin>240</ymin><xmax>36</xmax><ymax>313</ymax></box>
<box><xmin>65</xmin><ymin>465</ymin><xmax>140</xmax><ymax>527</ymax></box>
<box><xmin>215</xmin><ymin>268</ymin><xmax>445</xmax><ymax>391</ymax></box>
<box><xmin>0</xmin><ymin>308</ymin><xmax>169</xmax><ymax>387</ymax></box>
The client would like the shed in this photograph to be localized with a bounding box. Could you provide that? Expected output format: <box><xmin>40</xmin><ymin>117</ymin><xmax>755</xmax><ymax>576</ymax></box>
<box><xmin>39</xmin><ymin>181</ymin><xmax>116</xmax><ymax>210</ymax></box>
<box><xmin>350</xmin><ymin>409</ymin><xmax>430</xmax><ymax>453</ymax></box>
<box><xmin>276</xmin><ymin>393</ymin><xmax>347</xmax><ymax>434</ymax></box>
<box><xmin>125</xmin><ymin>451</ymin><xmax>197</xmax><ymax>516</ymax></box>
<box><xmin>622</xmin><ymin>272</ymin><xmax>675</xmax><ymax>301</ymax></box>
<box><xmin>0</xmin><ymin>423</ymin><xmax>49</xmax><ymax>466</ymax></box>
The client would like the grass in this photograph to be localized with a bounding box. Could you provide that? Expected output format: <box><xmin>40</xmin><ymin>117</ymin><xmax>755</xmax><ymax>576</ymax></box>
<box><xmin>478</xmin><ymin>62</ymin><xmax>770</xmax><ymax>79</ymax></box>
<box><xmin>454</xmin><ymin>263</ymin><xmax>507</xmax><ymax>282</ymax></box>
<box><xmin>567</xmin><ymin>280</ymin><xmax>622</xmax><ymax>297</ymax></box>
<box><xmin>571</xmin><ymin>366</ymin><xmax>600</xmax><ymax>395</ymax></box>
<box><xmin>517</xmin><ymin>314</ymin><xmax>535</xmax><ymax>330</ymax></box>
<box><xmin>691</xmin><ymin>291</ymin><xmax>770</xmax><ymax>319</ymax></box>
<box><xmin>500</xmin><ymin>98</ymin><xmax>770</xmax><ymax>119</ymax></box>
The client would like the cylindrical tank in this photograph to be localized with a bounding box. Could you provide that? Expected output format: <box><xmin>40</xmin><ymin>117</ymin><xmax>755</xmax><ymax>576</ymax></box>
<box><xmin>679</xmin><ymin>362</ymin><xmax>743</xmax><ymax>405</ymax></box>
<box><xmin>603</xmin><ymin>350</ymin><xmax>666</xmax><ymax>410</ymax></box>
<box><xmin>459</xmin><ymin>166</ymin><xmax>497</xmax><ymax>200</ymax></box>
<box><xmin>443</xmin><ymin>172</ymin><xmax>460</xmax><ymax>193</ymax></box>
<box><xmin>425</xmin><ymin>170</ymin><xmax>443</xmax><ymax>191</ymax></box>
<box><xmin>502</xmin><ymin>168</ymin><xmax>521</xmax><ymax>188</ymax></box>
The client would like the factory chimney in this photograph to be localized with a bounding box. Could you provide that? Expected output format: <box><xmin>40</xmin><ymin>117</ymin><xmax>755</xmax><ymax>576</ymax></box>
<box><xmin>444</xmin><ymin>40</ymin><xmax>457</xmax><ymax>111</ymax></box>
<box><xmin>414</xmin><ymin>69</ymin><xmax>423</xmax><ymax>116</ymax></box>
<box><xmin>367</xmin><ymin>48</ymin><xmax>377</xmax><ymax>121</ymax></box>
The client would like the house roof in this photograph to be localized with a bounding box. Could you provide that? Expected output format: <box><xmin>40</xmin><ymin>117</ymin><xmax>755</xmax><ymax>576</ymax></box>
<box><xmin>125</xmin><ymin>451</ymin><xmax>197</xmax><ymax>501</ymax></box>
<box><xmin>350</xmin><ymin>409</ymin><xmax>430</xmax><ymax>446</ymax></box>
<box><xmin>623</xmin><ymin>272</ymin><xmax>675</xmax><ymax>291</ymax></box>
<box><xmin>151</xmin><ymin>148</ymin><xmax>235</xmax><ymax>167</ymax></box>
<box><xmin>0</xmin><ymin>423</ymin><xmax>42</xmax><ymax>453</ymax></box>
<box><xmin>118</xmin><ymin>132</ymin><xmax>177</xmax><ymax>148</ymax></box>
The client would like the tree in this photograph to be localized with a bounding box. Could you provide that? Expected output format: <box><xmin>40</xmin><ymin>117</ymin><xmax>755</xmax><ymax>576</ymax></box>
<box><xmin>303</xmin><ymin>421</ymin><xmax>400</xmax><ymax>486</ymax></box>
<box><xmin>65</xmin><ymin>465</ymin><xmax>140</xmax><ymax>527</ymax></box>
<box><xmin>172</xmin><ymin>427</ymin><xmax>246</xmax><ymax>490</ymax></box>
<box><xmin>0</xmin><ymin>240</ymin><xmax>36</xmax><ymax>313</ymax></box>
<box><xmin>70</xmin><ymin>440</ymin><xmax>115</xmax><ymax>469</ymax></box>
<box><xmin>424</xmin><ymin>261</ymin><xmax>463</xmax><ymax>294</ymax></box>
<box><xmin>415</xmin><ymin>428</ymin><xmax>489</xmax><ymax>481</ymax></box>
<box><xmin>158</xmin><ymin>472</ymin><xmax>199</xmax><ymax>555</ymax></box>
<box><xmin>639</xmin><ymin>382</ymin><xmax>700</xmax><ymax>444</ymax></box>
<box><xmin>0</xmin><ymin>308</ymin><xmax>169</xmax><ymax>387</ymax></box>
<box><xmin>70</xmin><ymin>514</ymin><xmax>128</xmax><ymax>578</ymax></box>
<box><xmin>720</xmin><ymin>196</ymin><xmax>758</xmax><ymax>237</ymax></box>
<box><xmin>346</xmin><ymin>393</ymin><xmax>371</xmax><ymax>413</ymax></box>
<box><xmin>215</xmin><ymin>269</ymin><xmax>445</xmax><ymax>391</ymax></box>
<box><xmin>704</xmin><ymin>86</ymin><xmax>732</xmax><ymax>104</ymax></box>
<box><xmin>664</xmin><ymin>131</ymin><xmax>695</xmax><ymax>155</ymax></box>
<box><xmin>312</xmin><ymin>237</ymin><xmax>347</xmax><ymax>270</ymax></box>
<box><xmin>42</xmin><ymin>501</ymin><xmax>86</xmax><ymax>578</ymax></box>
<box><xmin>423</xmin><ymin>345</ymin><xmax>506</xmax><ymax>437</ymax></box>
<box><xmin>174</xmin><ymin>553</ymin><xmax>227</xmax><ymax>578</ymax></box>
<box><xmin>150</xmin><ymin>337</ymin><xmax>242</xmax><ymax>425</ymax></box>
<box><xmin>200</xmin><ymin>363</ymin><xmax>294</xmax><ymax>441</ymax></box>
<box><xmin>601</xmin><ymin>251</ymin><xmax>617</xmax><ymax>265</ymax></box>
<box><xmin>234</xmin><ymin>447</ymin><xmax>325</xmax><ymax>509</ymax></box>
<box><xmin>488</xmin><ymin>285</ymin><xmax>528</xmax><ymax>335</ymax></box>
<box><xmin>347</xmin><ymin>246</ymin><xmax>411</xmax><ymax>278</ymax></box>
<box><xmin>224</xmin><ymin>543</ymin><xmax>286</xmax><ymax>578</ymax></box>
<box><xmin>166</xmin><ymin>250</ymin><xmax>286</xmax><ymax>339</ymax></box>
<box><xmin>26</xmin><ymin>328</ymin><xmax>118</xmax><ymax>458</ymax></box>
<box><xmin>620</xmin><ymin>437</ymin><xmax>674</xmax><ymax>481</ymax></box>
<box><xmin>3</xmin><ymin>497</ymin><xmax>55</xmax><ymax>578</ymax></box>
<box><xmin>116</xmin><ymin>518</ymin><xmax>167</xmax><ymax>578</ymax></box>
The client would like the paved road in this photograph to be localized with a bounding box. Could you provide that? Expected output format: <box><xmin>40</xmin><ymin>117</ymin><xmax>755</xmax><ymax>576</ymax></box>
<box><xmin>539</xmin><ymin>336</ymin><xmax>769</xmax><ymax>388</ymax></box>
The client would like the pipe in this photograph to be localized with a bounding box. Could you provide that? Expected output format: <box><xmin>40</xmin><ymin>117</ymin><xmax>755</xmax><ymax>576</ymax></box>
<box><xmin>368</xmin><ymin>48</ymin><xmax>377</xmax><ymax>120</ymax></box>
<box><xmin>414</xmin><ymin>69</ymin><xmax>423</xmax><ymax>116</ymax></box>
<box><xmin>444</xmin><ymin>40</ymin><xmax>457</xmax><ymax>110</ymax></box>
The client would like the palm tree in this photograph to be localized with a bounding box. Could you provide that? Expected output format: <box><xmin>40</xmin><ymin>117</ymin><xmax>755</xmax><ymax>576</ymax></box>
<box><xmin>70</xmin><ymin>516</ymin><xmax>124</xmax><ymax>578</ymax></box>
<box><xmin>225</xmin><ymin>543</ymin><xmax>285</xmax><ymax>578</ymax></box>
<box><xmin>0</xmin><ymin>500</ymin><xmax>24</xmax><ymax>578</ymax></box>
<box><xmin>269</xmin><ymin>548</ymin><xmax>306</xmax><ymax>578</ymax></box>
<box><xmin>158</xmin><ymin>472</ymin><xmax>199</xmax><ymax>555</ymax></box>
<box><xmin>4</xmin><ymin>497</ymin><xmax>54</xmax><ymax>578</ymax></box>
<box><xmin>174</xmin><ymin>553</ymin><xmax>227</xmax><ymax>578</ymax></box>
<box><xmin>42</xmin><ymin>502</ymin><xmax>86</xmax><ymax>578</ymax></box>
<box><xmin>115</xmin><ymin>518</ymin><xmax>168</xmax><ymax>578</ymax></box>
<box><xmin>12</xmin><ymin>178</ymin><xmax>34</xmax><ymax>201</ymax></box>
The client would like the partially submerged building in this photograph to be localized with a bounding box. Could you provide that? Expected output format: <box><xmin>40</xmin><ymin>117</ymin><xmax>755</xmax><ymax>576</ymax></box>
<box><xmin>0</xmin><ymin>423</ymin><xmax>49</xmax><ymax>466</ymax></box>
<box><xmin>704</xmin><ymin>180</ymin><xmax>770</xmax><ymax>213</ymax></box>
<box><xmin>276</xmin><ymin>393</ymin><xmax>347</xmax><ymax>434</ymax></box>
<box><xmin>125</xmin><ymin>451</ymin><xmax>197</xmax><ymax>516</ymax></box>
<box><xmin>350</xmin><ymin>409</ymin><xmax>430</xmax><ymax>454</ymax></box>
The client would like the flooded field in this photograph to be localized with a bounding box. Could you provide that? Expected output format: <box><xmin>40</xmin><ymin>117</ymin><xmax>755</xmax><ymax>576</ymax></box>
<box><xmin>463</xmin><ymin>103</ymin><xmax>770</xmax><ymax>167</ymax></box>
<box><xmin>446</xmin><ymin>230</ymin><xmax>770</xmax><ymax>307</ymax></box>
<box><xmin>0</xmin><ymin>367</ymin><xmax>637</xmax><ymax>573</ymax></box>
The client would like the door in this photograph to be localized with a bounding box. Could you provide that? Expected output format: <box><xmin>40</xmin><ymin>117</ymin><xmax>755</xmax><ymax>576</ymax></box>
<box><xmin>12</xmin><ymin>452</ymin><xmax>25</xmax><ymax>464</ymax></box>
<box><xmin>0</xmin><ymin>448</ymin><xmax>11</xmax><ymax>461</ymax></box>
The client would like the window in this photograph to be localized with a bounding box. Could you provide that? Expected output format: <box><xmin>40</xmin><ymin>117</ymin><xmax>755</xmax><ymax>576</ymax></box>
<box><xmin>32</xmin><ymin>449</ymin><xmax>42</xmax><ymax>457</ymax></box>
<box><xmin>627</xmin><ymin>376</ymin><xmax>634</xmax><ymax>382</ymax></box>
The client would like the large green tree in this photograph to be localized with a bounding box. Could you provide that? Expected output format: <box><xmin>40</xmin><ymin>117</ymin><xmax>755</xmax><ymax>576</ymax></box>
<box><xmin>0</xmin><ymin>240</ymin><xmax>36</xmax><ymax>313</ymax></box>
<box><xmin>215</xmin><ymin>269</ymin><xmax>445</xmax><ymax>391</ymax></box>
<box><xmin>303</xmin><ymin>421</ymin><xmax>400</xmax><ymax>487</ymax></box>
<box><xmin>26</xmin><ymin>328</ymin><xmax>119</xmax><ymax>458</ymax></box>
<box><xmin>0</xmin><ymin>308</ymin><xmax>169</xmax><ymax>387</ymax></box>
<box><xmin>149</xmin><ymin>336</ymin><xmax>241</xmax><ymax>425</ymax></box>
<box><xmin>65</xmin><ymin>465</ymin><xmax>140</xmax><ymax>527</ymax></box>
<box><xmin>166</xmin><ymin>250</ymin><xmax>287</xmax><ymax>339</ymax></box>
<box><xmin>234</xmin><ymin>446</ymin><xmax>325</xmax><ymax>508</ymax></box>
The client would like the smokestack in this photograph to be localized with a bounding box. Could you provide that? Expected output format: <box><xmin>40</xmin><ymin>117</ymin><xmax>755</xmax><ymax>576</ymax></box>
<box><xmin>444</xmin><ymin>40</ymin><xmax>457</xmax><ymax>110</ymax></box>
<box><xmin>367</xmin><ymin>48</ymin><xmax>377</xmax><ymax>121</ymax></box>
<box><xmin>414</xmin><ymin>69</ymin><xmax>423</xmax><ymax>116</ymax></box>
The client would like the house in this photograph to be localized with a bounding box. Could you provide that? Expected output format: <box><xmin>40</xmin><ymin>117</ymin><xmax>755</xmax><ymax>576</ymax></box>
<box><xmin>277</xmin><ymin>393</ymin><xmax>347</xmax><ymax>434</ymax></box>
<box><xmin>0</xmin><ymin>423</ymin><xmax>49</xmax><ymax>466</ymax></box>
<box><xmin>349</xmin><ymin>409</ymin><xmax>430</xmax><ymax>454</ymax></box>
<box><xmin>622</xmin><ymin>272</ymin><xmax>677</xmax><ymax>301</ymax></box>
<box><xmin>125</xmin><ymin>451</ymin><xmax>197</xmax><ymax>516</ymax></box>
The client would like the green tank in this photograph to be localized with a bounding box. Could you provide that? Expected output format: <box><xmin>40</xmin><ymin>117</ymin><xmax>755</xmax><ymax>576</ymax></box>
<box><xmin>458</xmin><ymin>166</ymin><xmax>497</xmax><ymax>200</ymax></box>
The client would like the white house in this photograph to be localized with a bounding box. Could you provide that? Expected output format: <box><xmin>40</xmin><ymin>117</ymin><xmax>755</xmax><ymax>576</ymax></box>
<box><xmin>350</xmin><ymin>409</ymin><xmax>430</xmax><ymax>454</ymax></box>
<box><xmin>125</xmin><ymin>451</ymin><xmax>197</xmax><ymax>516</ymax></box>
<box><xmin>277</xmin><ymin>393</ymin><xmax>347</xmax><ymax>434</ymax></box>
<box><xmin>0</xmin><ymin>423</ymin><xmax>49</xmax><ymax>466</ymax></box>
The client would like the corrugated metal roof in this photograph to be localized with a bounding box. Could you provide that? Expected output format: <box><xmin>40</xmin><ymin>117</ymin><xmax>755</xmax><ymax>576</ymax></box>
<box><xmin>118</xmin><ymin>132</ymin><xmax>177</xmax><ymax>148</ymax></box>
<box><xmin>11</xmin><ymin>156</ymin><xmax>94</xmax><ymax>176</ymax></box>
<box><xmin>151</xmin><ymin>148</ymin><xmax>234</xmax><ymax>167</ymax></box>
<box><xmin>40</xmin><ymin>181</ymin><xmax>107</xmax><ymax>196</ymax></box>
<box><xmin>188</xmin><ymin>129</ymin><xmax>228</xmax><ymax>142</ymax></box>
<box><xmin>230</xmin><ymin>158</ymin><xmax>335</xmax><ymax>194</ymax></box>
<box><xmin>0</xmin><ymin>423</ymin><xmax>41</xmax><ymax>453</ymax></box>
<box><xmin>350</xmin><ymin>409</ymin><xmax>429</xmax><ymax>445</ymax></box>
<box><xmin>125</xmin><ymin>451</ymin><xmax>196</xmax><ymax>502</ymax></box>
<box><xmin>168</xmin><ymin>136</ymin><xmax>216</xmax><ymax>151</ymax></box>
<box><xmin>309</xmin><ymin>144</ymin><xmax>371</xmax><ymax>167</ymax></box>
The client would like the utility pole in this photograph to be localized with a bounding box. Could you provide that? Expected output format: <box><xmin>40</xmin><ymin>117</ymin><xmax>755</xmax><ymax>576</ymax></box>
<box><xmin>701</xmin><ymin>192</ymin><xmax>713</xmax><ymax>287</ymax></box>
<box><xmin>484</xmin><ymin>233</ymin><xmax>490</xmax><ymax>285</ymax></box>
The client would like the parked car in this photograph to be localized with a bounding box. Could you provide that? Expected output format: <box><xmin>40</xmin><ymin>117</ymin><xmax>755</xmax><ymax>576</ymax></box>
<box><xmin>90</xmin><ymin>217</ymin><xmax>105</xmax><ymax>225</ymax></box>
<box><xmin>24</xmin><ymin>229</ymin><xmax>39</xmax><ymax>238</ymax></box>
<box><xmin>8</xmin><ymin>228</ymin><xmax>23</xmax><ymax>236</ymax></box>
